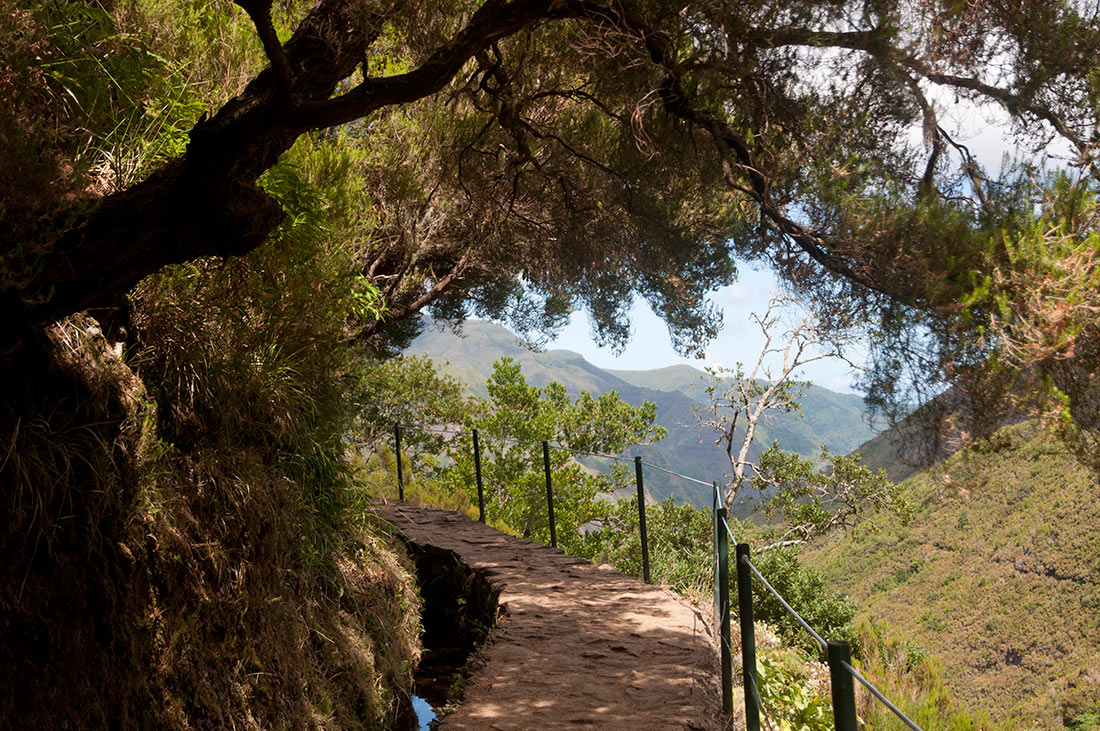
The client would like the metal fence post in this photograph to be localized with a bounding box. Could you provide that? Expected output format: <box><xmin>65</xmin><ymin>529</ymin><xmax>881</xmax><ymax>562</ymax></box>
<box><xmin>394</xmin><ymin>423</ymin><xmax>404</xmax><ymax>501</ymax></box>
<box><xmin>828</xmin><ymin>640</ymin><xmax>858</xmax><ymax>731</ymax></box>
<box><xmin>542</xmin><ymin>440</ymin><xmax>557</xmax><ymax>548</ymax></box>
<box><xmin>713</xmin><ymin>483</ymin><xmax>721</xmax><ymax>613</ymax></box>
<box><xmin>717</xmin><ymin>508</ymin><xmax>733</xmax><ymax>725</ymax></box>
<box><xmin>736</xmin><ymin>543</ymin><xmax>760</xmax><ymax>731</ymax></box>
<box><xmin>634</xmin><ymin>456</ymin><xmax>650</xmax><ymax>584</ymax></box>
<box><xmin>473</xmin><ymin>428</ymin><xmax>485</xmax><ymax>523</ymax></box>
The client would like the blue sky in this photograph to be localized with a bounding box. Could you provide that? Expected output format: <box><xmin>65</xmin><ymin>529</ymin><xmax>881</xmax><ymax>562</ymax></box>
<box><xmin>541</xmin><ymin>265</ymin><xmax>868</xmax><ymax>395</ymax></box>
<box><xmin>536</xmin><ymin>89</ymin><xmax>1066</xmax><ymax>397</ymax></box>
<box><xmin>493</xmin><ymin>81</ymin><xmax>1071</xmax><ymax>397</ymax></box>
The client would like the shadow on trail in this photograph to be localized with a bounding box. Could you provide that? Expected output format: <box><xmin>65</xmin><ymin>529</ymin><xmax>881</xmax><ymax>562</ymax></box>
<box><xmin>377</xmin><ymin>503</ymin><xmax>720</xmax><ymax>731</ymax></box>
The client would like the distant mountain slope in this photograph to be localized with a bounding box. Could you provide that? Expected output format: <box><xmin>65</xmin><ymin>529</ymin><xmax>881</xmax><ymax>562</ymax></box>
<box><xmin>851</xmin><ymin>388</ymin><xmax>1025</xmax><ymax>484</ymax></box>
<box><xmin>604</xmin><ymin>365</ymin><xmax>704</xmax><ymax>396</ymax></box>
<box><xmin>406</xmin><ymin>320</ymin><xmax>877</xmax><ymax>508</ymax></box>
<box><xmin>408</xmin><ymin>321</ymin><xmax>631</xmax><ymax>400</ymax></box>
<box><xmin>803</xmin><ymin>420</ymin><xmax>1100</xmax><ymax>728</ymax></box>
<box><xmin>608</xmin><ymin>365</ymin><xmax>877</xmax><ymax>457</ymax></box>
<box><xmin>850</xmin><ymin>425</ymin><xmax>923</xmax><ymax>483</ymax></box>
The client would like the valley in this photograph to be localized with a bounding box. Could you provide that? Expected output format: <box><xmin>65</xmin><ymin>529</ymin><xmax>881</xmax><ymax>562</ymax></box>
<box><xmin>408</xmin><ymin>321</ymin><xmax>1100</xmax><ymax>728</ymax></box>
<box><xmin>407</xmin><ymin>319</ymin><xmax>878</xmax><ymax>509</ymax></box>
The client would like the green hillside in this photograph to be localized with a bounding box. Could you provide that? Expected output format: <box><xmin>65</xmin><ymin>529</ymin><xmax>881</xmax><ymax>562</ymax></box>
<box><xmin>408</xmin><ymin>321</ymin><xmax>625</xmax><ymax>400</ymax></box>
<box><xmin>852</xmin><ymin>424</ymin><xmax>923</xmax><ymax>483</ymax></box>
<box><xmin>604</xmin><ymin>364</ymin><xmax>705</xmax><ymax>395</ymax></box>
<box><xmin>406</xmin><ymin>320</ymin><xmax>877</xmax><ymax>509</ymax></box>
<box><xmin>609</xmin><ymin>365</ymin><xmax>877</xmax><ymax>457</ymax></box>
<box><xmin>853</xmin><ymin>391</ymin><xmax>988</xmax><ymax>484</ymax></box>
<box><xmin>803</xmin><ymin>420</ymin><xmax>1100</xmax><ymax>728</ymax></box>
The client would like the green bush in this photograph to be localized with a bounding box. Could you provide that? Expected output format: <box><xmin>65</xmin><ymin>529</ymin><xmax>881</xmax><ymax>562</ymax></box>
<box><xmin>750</xmin><ymin>547</ymin><xmax>859</xmax><ymax>657</ymax></box>
<box><xmin>579</xmin><ymin>496</ymin><xmax>716</xmax><ymax>600</ymax></box>
<box><xmin>854</xmin><ymin>620</ymin><xmax>998</xmax><ymax>730</ymax></box>
<box><xmin>1069</xmin><ymin>711</ymin><xmax>1100</xmax><ymax>731</ymax></box>
<box><xmin>756</xmin><ymin>654</ymin><xmax>833</xmax><ymax>730</ymax></box>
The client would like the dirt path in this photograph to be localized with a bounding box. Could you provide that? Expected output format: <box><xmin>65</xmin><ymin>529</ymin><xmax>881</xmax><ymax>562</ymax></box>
<box><xmin>376</xmin><ymin>503</ymin><xmax>722</xmax><ymax>730</ymax></box>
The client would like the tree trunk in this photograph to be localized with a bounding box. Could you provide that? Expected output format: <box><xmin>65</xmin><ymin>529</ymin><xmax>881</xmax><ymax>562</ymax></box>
<box><xmin>1</xmin><ymin>0</ymin><xmax>582</xmax><ymax>347</ymax></box>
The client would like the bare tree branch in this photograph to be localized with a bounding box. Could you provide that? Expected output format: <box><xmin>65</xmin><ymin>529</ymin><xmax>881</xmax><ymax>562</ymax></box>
<box><xmin>234</xmin><ymin>0</ymin><xmax>294</xmax><ymax>94</ymax></box>
<box><xmin>698</xmin><ymin>297</ymin><xmax>859</xmax><ymax>513</ymax></box>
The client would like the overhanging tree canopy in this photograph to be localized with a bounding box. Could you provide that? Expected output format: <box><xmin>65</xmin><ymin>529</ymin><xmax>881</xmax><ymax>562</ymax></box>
<box><xmin>4</xmin><ymin>0</ymin><xmax>1099</xmax><ymax>440</ymax></box>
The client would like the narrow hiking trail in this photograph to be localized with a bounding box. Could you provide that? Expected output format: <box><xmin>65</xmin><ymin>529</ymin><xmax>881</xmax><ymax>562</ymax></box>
<box><xmin>376</xmin><ymin>502</ymin><xmax>723</xmax><ymax>730</ymax></box>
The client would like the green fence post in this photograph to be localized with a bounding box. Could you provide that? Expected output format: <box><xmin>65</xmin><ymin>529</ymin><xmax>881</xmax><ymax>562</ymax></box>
<box><xmin>828</xmin><ymin>640</ymin><xmax>858</xmax><ymax>731</ymax></box>
<box><xmin>542</xmin><ymin>440</ymin><xmax>557</xmax><ymax>548</ymax></box>
<box><xmin>713</xmin><ymin>483</ymin><xmax>721</xmax><ymax>615</ymax></box>
<box><xmin>634</xmin><ymin>456</ymin><xmax>650</xmax><ymax>584</ymax></box>
<box><xmin>473</xmin><ymin>428</ymin><xmax>485</xmax><ymax>523</ymax></box>
<box><xmin>717</xmin><ymin>508</ymin><xmax>733</xmax><ymax>725</ymax></box>
<box><xmin>736</xmin><ymin>543</ymin><xmax>760</xmax><ymax>731</ymax></box>
<box><xmin>394</xmin><ymin>423</ymin><xmax>404</xmax><ymax>501</ymax></box>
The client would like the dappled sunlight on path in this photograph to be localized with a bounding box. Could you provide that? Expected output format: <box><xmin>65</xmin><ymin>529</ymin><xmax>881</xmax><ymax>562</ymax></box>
<box><xmin>377</xmin><ymin>503</ymin><xmax>722</xmax><ymax>730</ymax></box>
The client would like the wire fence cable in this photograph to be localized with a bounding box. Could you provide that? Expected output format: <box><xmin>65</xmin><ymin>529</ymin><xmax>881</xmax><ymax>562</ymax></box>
<box><xmin>639</xmin><ymin>460</ymin><xmax>713</xmax><ymax>488</ymax></box>
<box><xmin>740</xmin><ymin>553</ymin><xmax>828</xmax><ymax>653</ymax></box>
<box><xmin>745</xmin><ymin>671</ymin><xmax>777</xmax><ymax>731</ymax></box>
<box><xmin>382</xmin><ymin>419</ymin><xmax>926</xmax><ymax>730</ymax></box>
<box><xmin>733</xmin><ymin>526</ymin><xmax>924</xmax><ymax>730</ymax></box>
<box><xmin>841</xmin><ymin>660</ymin><xmax>923</xmax><ymax>731</ymax></box>
<box><xmin>372</xmin><ymin>423</ymin><xmax>718</xmax><ymax>486</ymax></box>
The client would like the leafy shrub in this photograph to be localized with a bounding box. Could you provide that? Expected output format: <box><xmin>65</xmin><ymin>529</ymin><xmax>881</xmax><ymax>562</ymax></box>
<box><xmin>580</xmin><ymin>496</ymin><xmax>717</xmax><ymax>600</ymax></box>
<box><xmin>1069</xmin><ymin>711</ymin><xmax>1100</xmax><ymax>731</ymax></box>
<box><xmin>750</xmin><ymin>547</ymin><xmax>859</xmax><ymax>657</ymax></box>
<box><xmin>422</xmin><ymin>358</ymin><xmax>664</xmax><ymax>551</ymax></box>
<box><xmin>854</xmin><ymin>620</ymin><xmax>998</xmax><ymax>730</ymax></box>
<box><xmin>756</xmin><ymin>654</ymin><xmax>833</xmax><ymax>730</ymax></box>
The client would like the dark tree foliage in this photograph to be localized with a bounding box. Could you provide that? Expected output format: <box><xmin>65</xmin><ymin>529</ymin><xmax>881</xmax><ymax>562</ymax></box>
<box><xmin>4</xmin><ymin>2</ymin><xmax>1100</xmax><ymax>440</ymax></box>
<box><xmin>5</xmin><ymin>1</ymin><xmax>1099</xmax><ymax>435</ymax></box>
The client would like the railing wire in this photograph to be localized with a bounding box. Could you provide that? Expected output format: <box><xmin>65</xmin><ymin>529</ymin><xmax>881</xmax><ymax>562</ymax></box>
<box><xmin>639</xmin><ymin>460</ymin><xmax>713</xmax><ymax>487</ymax></box>
<box><xmin>741</xmin><ymin>553</ymin><xmax>828</xmax><ymax>653</ymax></box>
<box><xmin>567</xmin><ymin>447</ymin><xmax>634</xmax><ymax>463</ymax></box>
<box><xmin>719</xmin><ymin>618</ymin><xmax>777</xmax><ymax>731</ymax></box>
<box><xmin>745</xmin><ymin>672</ymin><xmax>777</xmax><ymax>731</ymax></box>
<box><xmin>369</xmin><ymin>422</ymin><xmax>719</xmax><ymax>485</ymax></box>
<box><xmin>841</xmin><ymin>660</ymin><xmax>923</xmax><ymax>731</ymax></box>
<box><xmin>719</xmin><ymin>515</ymin><xmax>742</xmax><ymax>547</ymax></box>
<box><xmin>383</xmin><ymin>419</ymin><xmax>926</xmax><ymax>730</ymax></box>
<box><xmin>395</xmin><ymin>423</ymin><xmax>460</xmax><ymax>434</ymax></box>
<box><xmin>733</xmin><ymin>528</ymin><xmax>924</xmax><ymax>729</ymax></box>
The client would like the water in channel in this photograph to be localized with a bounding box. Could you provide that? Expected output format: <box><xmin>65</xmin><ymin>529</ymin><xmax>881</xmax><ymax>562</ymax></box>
<box><xmin>411</xmin><ymin>694</ymin><xmax>436</xmax><ymax>729</ymax></box>
<box><xmin>406</xmin><ymin>541</ymin><xmax>500</xmax><ymax>730</ymax></box>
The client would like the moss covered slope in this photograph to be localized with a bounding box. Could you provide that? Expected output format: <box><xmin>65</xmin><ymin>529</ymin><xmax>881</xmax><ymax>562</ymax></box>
<box><xmin>1</xmin><ymin>309</ymin><xmax>421</xmax><ymax>729</ymax></box>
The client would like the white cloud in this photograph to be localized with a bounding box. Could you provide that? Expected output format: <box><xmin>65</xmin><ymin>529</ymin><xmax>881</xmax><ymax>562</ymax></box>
<box><xmin>720</xmin><ymin>282</ymin><xmax>753</xmax><ymax>304</ymax></box>
<box><xmin>702</xmin><ymin>347</ymin><xmax>723</xmax><ymax>370</ymax></box>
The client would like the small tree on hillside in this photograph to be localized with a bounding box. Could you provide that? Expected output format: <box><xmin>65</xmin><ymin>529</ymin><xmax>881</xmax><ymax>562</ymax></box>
<box><xmin>435</xmin><ymin>357</ymin><xmax>666</xmax><ymax>549</ymax></box>
<box><xmin>700</xmin><ymin>298</ymin><xmax>909</xmax><ymax>546</ymax></box>
<box><xmin>351</xmin><ymin>354</ymin><xmax>470</xmax><ymax>460</ymax></box>
<box><xmin>754</xmin><ymin>445</ymin><xmax>911</xmax><ymax>551</ymax></box>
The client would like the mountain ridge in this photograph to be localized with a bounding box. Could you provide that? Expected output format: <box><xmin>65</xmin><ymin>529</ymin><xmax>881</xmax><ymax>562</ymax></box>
<box><xmin>406</xmin><ymin>319</ymin><xmax>877</xmax><ymax>507</ymax></box>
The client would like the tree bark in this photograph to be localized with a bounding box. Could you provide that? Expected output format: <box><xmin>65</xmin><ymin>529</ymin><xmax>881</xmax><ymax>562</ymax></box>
<box><xmin>1</xmin><ymin>0</ymin><xmax>575</xmax><ymax>343</ymax></box>
<box><xmin>3</xmin><ymin>0</ymin><xmax>366</xmax><ymax>336</ymax></box>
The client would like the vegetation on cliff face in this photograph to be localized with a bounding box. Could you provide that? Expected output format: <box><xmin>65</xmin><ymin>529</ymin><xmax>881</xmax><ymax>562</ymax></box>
<box><xmin>805</xmin><ymin>420</ymin><xmax>1100</xmax><ymax>728</ymax></box>
<box><xmin>1</xmin><ymin>255</ymin><xmax>423</xmax><ymax>727</ymax></box>
<box><xmin>2</xmin><ymin>4</ymin><xmax>424</xmax><ymax>725</ymax></box>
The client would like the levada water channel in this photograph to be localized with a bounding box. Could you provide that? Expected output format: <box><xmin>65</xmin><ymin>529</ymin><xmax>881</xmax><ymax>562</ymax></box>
<box><xmin>398</xmin><ymin>541</ymin><xmax>501</xmax><ymax>730</ymax></box>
